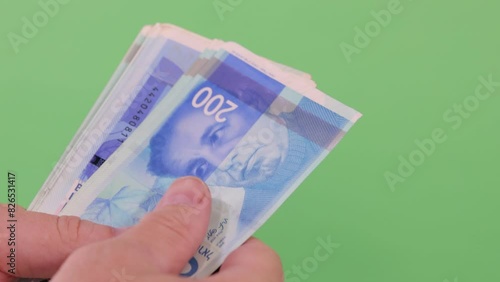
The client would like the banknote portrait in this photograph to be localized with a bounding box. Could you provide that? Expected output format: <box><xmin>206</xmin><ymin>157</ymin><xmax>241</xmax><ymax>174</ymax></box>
<box><xmin>147</xmin><ymin>86</ymin><xmax>290</xmax><ymax>188</ymax></box>
<box><xmin>145</xmin><ymin>71</ymin><xmax>343</xmax><ymax>228</ymax></box>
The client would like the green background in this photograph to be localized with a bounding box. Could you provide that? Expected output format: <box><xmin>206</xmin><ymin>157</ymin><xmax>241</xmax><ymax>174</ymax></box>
<box><xmin>1</xmin><ymin>0</ymin><xmax>499</xmax><ymax>281</ymax></box>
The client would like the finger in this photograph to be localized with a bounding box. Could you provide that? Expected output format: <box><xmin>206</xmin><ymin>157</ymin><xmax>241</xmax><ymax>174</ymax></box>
<box><xmin>0</xmin><ymin>272</ymin><xmax>15</xmax><ymax>282</ymax></box>
<box><xmin>124</xmin><ymin>176</ymin><xmax>211</xmax><ymax>273</ymax></box>
<box><xmin>205</xmin><ymin>238</ymin><xmax>284</xmax><ymax>282</ymax></box>
<box><xmin>0</xmin><ymin>204</ymin><xmax>116</xmax><ymax>279</ymax></box>
<box><xmin>52</xmin><ymin>176</ymin><xmax>211</xmax><ymax>281</ymax></box>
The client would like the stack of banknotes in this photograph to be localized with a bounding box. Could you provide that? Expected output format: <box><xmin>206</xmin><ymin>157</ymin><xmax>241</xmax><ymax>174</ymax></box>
<box><xmin>27</xmin><ymin>23</ymin><xmax>362</xmax><ymax>278</ymax></box>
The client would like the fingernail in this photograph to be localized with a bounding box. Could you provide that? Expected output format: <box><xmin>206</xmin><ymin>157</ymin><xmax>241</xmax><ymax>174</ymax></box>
<box><xmin>157</xmin><ymin>177</ymin><xmax>208</xmax><ymax>208</ymax></box>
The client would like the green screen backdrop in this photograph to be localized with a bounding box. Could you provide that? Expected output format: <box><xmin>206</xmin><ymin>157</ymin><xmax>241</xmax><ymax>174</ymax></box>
<box><xmin>1</xmin><ymin>0</ymin><xmax>499</xmax><ymax>281</ymax></box>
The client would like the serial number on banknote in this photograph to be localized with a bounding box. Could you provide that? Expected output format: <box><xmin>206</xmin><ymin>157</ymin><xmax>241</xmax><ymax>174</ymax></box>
<box><xmin>118</xmin><ymin>86</ymin><xmax>160</xmax><ymax>143</ymax></box>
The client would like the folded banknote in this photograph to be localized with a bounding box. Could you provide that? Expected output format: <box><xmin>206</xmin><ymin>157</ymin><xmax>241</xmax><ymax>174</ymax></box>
<box><xmin>29</xmin><ymin>24</ymin><xmax>315</xmax><ymax>214</ymax></box>
<box><xmin>27</xmin><ymin>23</ymin><xmax>361</xmax><ymax>279</ymax></box>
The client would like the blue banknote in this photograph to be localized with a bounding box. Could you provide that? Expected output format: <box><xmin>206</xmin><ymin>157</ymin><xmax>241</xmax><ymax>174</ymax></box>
<box><xmin>61</xmin><ymin>50</ymin><xmax>360</xmax><ymax>277</ymax></box>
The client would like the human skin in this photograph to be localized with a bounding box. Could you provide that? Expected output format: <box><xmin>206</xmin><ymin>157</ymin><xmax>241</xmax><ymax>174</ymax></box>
<box><xmin>0</xmin><ymin>177</ymin><xmax>284</xmax><ymax>282</ymax></box>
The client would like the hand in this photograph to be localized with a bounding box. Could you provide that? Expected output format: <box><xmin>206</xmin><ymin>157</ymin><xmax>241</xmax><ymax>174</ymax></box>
<box><xmin>0</xmin><ymin>177</ymin><xmax>284</xmax><ymax>282</ymax></box>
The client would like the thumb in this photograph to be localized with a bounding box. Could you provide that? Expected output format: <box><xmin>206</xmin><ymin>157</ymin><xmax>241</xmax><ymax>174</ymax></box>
<box><xmin>122</xmin><ymin>176</ymin><xmax>212</xmax><ymax>273</ymax></box>
<box><xmin>53</xmin><ymin>176</ymin><xmax>211</xmax><ymax>281</ymax></box>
